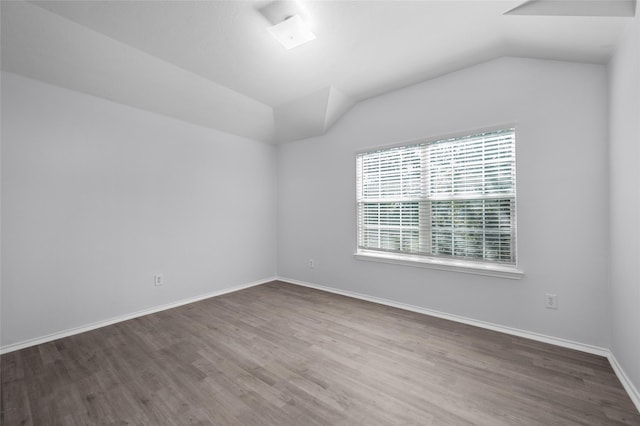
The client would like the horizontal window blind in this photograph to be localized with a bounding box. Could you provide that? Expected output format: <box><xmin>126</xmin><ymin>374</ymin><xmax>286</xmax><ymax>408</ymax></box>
<box><xmin>356</xmin><ymin>128</ymin><xmax>516</xmax><ymax>265</ymax></box>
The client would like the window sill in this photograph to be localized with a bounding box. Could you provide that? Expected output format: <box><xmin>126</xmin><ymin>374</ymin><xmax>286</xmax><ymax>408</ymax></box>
<box><xmin>354</xmin><ymin>251</ymin><xmax>524</xmax><ymax>280</ymax></box>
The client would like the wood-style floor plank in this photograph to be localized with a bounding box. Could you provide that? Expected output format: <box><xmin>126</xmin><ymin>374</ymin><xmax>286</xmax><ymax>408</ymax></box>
<box><xmin>2</xmin><ymin>281</ymin><xmax>639</xmax><ymax>425</ymax></box>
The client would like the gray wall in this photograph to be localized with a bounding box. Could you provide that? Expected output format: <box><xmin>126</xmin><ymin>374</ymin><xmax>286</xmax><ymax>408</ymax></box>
<box><xmin>278</xmin><ymin>57</ymin><xmax>611</xmax><ymax>348</ymax></box>
<box><xmin>0</xmin><ymin>54</ymin><xmax>624</xmax><ymax>367</ymax></box>
<box><xmin>609</xmin><ymin>15</ymin><xmax>640</xmax><ymax>396</ymax></box>
<box><xmin>0</xmin><ymin>72</ymin><xmax>278</xmax><ymax>347</ymax></box>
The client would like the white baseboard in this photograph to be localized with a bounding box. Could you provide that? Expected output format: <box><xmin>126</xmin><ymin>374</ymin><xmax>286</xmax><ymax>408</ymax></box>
<box><xmin>3</xmin><ymin>275</ymin><xmax>638</xmax><ymax>414</ymax></box>
<box><xmin>608</xmin><ymin>352</ymin><xmax>640</xmax><ymax>413</ymax></box>
<box><xmin>278</xmin><ymin>276</ymin><xmax>640</xmax><ymax>413</ymax></box>
<box><xmin>278</xmin><ymin>276</ymin><xmax>609</xmax><ymax>356</ymax></box>
<box><xmin>0</xmin><ymin>276</ymin><xmax>277</xmax><ymax>355</ymax></box>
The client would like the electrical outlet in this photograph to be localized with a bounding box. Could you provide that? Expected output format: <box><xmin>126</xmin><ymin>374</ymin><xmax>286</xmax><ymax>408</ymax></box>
<box><xmin>308</xmin><ymin>259</ymin><xmax>315</xmax><ymax>269</ymax></box>
<box><xmin>154</xmin><ymin>274</ymin><xmax>164</xmax><ymax>286</ymax></box>
<box><xmin>544</xmin><ymin>293</ymin><xmax>558</xmax><ymax>309</ymax></box>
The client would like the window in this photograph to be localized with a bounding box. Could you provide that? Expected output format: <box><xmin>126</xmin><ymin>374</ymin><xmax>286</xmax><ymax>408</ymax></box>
<box><xmin>356</xmin><ymin>128</ymin><xmax>520</xmax><ymax>277</ymax></box>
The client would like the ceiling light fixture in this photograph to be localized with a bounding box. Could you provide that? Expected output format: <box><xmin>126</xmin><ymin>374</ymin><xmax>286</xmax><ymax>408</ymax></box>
<box><xmin>259</xmin><ymin>1</ymin><xmax>316</xmax><ymax>50</ymax></box>
<box><xmin>267</xmin><ymin>14</ymin><xmax>316</xmax><ymax>49</ymax></box>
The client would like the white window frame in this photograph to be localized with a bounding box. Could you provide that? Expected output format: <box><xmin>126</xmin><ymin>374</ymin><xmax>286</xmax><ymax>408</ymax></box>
<box><xmin>354</xmin><ymin>126</ymin><xmax>523</xmax><ymax>279</ymax></box>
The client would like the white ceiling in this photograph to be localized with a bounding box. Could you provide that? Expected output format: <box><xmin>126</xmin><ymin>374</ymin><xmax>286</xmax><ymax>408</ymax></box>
<box><xmin>1</xmin><ymin>0</ymin><xmax>636</xmax><ymax>143</ymax></box>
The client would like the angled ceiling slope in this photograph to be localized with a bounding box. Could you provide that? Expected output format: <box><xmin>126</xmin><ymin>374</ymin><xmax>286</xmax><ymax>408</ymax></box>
<box><xmin>274</xmin><ymin>86</ymin><xmax>355</xmax><ymax>143</ymax></box>
<box><xmin>0</xmin><ymin>0</ymin><xmax>276</xmax><ymax>142</ymax></box>
<box><xmin>1</xmin><ymin>0</ymin><xmax>636</xmax><ymax>144</ymax></box>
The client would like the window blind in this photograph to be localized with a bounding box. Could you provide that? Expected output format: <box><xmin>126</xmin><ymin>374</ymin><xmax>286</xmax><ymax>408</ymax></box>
<box><xmin>356</xmin><ymin>128</ymin><xmax>516</xmax><ymax>265</ymax></box>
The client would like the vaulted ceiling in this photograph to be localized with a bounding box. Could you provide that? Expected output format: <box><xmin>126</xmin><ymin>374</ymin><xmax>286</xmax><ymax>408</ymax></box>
<box><xmin>1</xmin><ymin>0</ymin><xmax>636</xmax><ymax>143</ymax></box>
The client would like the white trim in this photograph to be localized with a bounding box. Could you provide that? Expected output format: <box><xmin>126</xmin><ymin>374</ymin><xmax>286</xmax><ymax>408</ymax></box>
<box><xmin>607</xmin><ymin>352</ymin><xmax>640</xmax><ymax>413</ymax></box>
<box><xmin>354</xmin><ymin>251</ymin><xmax>524</xmax><ymax>280</ymax></box>
<box><xmin>278</xmin><ymin>276</ymin><xmax>608</xmax><ymax>356</ymax></box>
<box><xmin>0</xmin><ymin>277</ymin><xmax>277</xmax><ymax>355</ymax></box>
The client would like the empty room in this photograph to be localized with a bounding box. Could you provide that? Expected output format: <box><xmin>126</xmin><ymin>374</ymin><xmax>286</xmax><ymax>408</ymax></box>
<box><xmin>1</xmin><ymin>0</ymin><xmax>639</xmax><ymax>424</ymax></box>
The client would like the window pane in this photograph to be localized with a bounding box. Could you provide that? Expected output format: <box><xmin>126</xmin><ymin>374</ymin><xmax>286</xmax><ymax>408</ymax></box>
<box><xmin>430</xmin><ymin>199</ymin><xmax>514</xmax><ymax>263</ymax></box>
<box><xmin>358</xmin><ymin>202</ymin><xmax>421</xmax><ymax>253</ymax></box>
<box><xmin>427</xmin><ymin>130</ymin><xmax>515</xmax><ymax>198</ymax></box>
<box><xmin>359</xmin><ymin>146</ymin><xmax>423</xmax><ymax>200</ymax></box>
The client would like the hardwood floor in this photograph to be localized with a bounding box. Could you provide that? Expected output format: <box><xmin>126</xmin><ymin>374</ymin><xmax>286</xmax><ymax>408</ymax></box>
<box><xmin>2</xmin><ymin>280</ymin><xmax>639</xmax><ymax>425</ymax></box>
